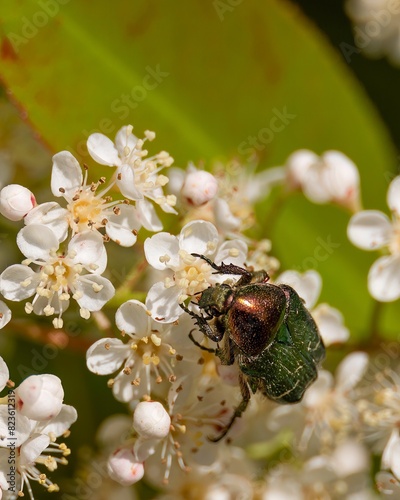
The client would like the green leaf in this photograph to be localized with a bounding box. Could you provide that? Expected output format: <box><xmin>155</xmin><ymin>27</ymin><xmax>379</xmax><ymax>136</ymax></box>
<box><xmin>0</xmin><ymin>0</ymin><xmax>397</xmax><ymax>340</ymax></box>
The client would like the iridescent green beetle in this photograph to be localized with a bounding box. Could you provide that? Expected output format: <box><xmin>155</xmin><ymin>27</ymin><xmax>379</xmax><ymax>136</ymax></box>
<box><xmin>181</xmin><ymin>254</ymin><xmax>325</xmax><ymax>442</ymax></box>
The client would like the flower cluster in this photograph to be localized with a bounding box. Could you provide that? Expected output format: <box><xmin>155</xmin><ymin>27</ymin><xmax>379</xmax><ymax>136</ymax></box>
<box><xmin>0</xmin><ymin>358</ymin><xmax>76</xmax><ymax>498</ymax></box>
<box><xmin>346</xmin><ymin>0</ymin><xmax>400</xmax><ymax>65</ymax></box>
<box><xmin>1</xmin><ymin>121</ymin><xmax>398</xmax><ymax>499</ymax></box>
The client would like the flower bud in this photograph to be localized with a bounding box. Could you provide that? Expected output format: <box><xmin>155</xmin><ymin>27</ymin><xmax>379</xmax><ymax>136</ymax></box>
<box><xmin>15</xmin><ymin>374</ymin><xmax>64</xmax><ymax>421</ymax></box>
<box><xmin>0</xmin><ymin>356</ymin><xmax>9</xmax><ymax>392</ymax></box>
<box><xmin>108</xmin><ymin>447</ymin><xmax>144</xmax><ymax>486</ymax></box>
<box><xmin>0</xmin><ymin>301</ymin><xmax>11</xmax><ymax>330</ymax></box>
<box><xmin>181</xmin><ymin>170</ymin><xmax>218</xmax><ymax>206</ymax></box>
<box><xmin>133</xmin><ymin>401</ymin><xmax>171</xmax><ymax>439</ymax></box>
<box><xmin>0</xmin><ymin>184</ymin><xmax>36</xmax><ymax>221</ymax></box>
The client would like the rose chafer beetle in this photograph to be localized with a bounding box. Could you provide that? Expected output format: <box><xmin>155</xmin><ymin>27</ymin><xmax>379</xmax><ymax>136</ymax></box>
<box><xmin>181</xmin><ymin>254</ymin><xmax>325</xmax><ymax>442</ymax></box>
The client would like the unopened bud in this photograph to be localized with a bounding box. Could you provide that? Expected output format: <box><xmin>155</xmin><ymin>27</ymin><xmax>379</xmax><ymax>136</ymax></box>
<box><xmin>108</xmin><ymin>447</ymin><xmax>144</xmax><ymax>486</ymax></box>
<box><xmin>133</xmin><ymin>401</ymin><xmax>171</xmax><ymax>439</ymax></box>
<box><xmin>0</xmin><ymin>184</ymin><xmax>36</xmax><ymax>221</ymax></box>
<box><xmin>0</xmin><ymin>301</ymin><xmax>11</xmax><ymax>330</ymax></box>
<box><xmin>181</xmin><ymin>170</ymin><xmax>218</xmax><ymax>206</ymax></box>
<box><xmin>15</xmin><ymin>374</ymin><xmax>64</xmax><ymax>421</ymax></box>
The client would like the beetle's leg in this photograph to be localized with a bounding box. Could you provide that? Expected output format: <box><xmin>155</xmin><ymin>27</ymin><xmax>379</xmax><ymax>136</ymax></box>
<box><xmin>180</xmin><ymin>303</ymin><xmax>224</xmax><ymax>343</ymax></box>
<box><xmin>208</xmin><ymin>373</ymin><xmax>251</xmax><ymax>442</ymax></box>
<box><xmin>188</xmin><ymin>330</ymin><xmax>216</xmax><ymax>353</ymax></box>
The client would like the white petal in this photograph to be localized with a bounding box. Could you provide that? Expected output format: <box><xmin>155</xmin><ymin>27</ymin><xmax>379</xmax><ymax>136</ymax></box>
<box><xmin>313</xmin><ymin>304</ymin><xmax>349</xmax><ymax>346</ymax></box>
<box><xmin>303</xmin><ymin>370</ymin><xmax>334</xmax><ymax>408</ymax></box>
<box><xmin>17</xmin><ymin>224</ymin><xmax>58</xmax><ymax>260</ymax></box>
<box><xmin>336</xmin><ymin>352</ymin><xmax>368</xmax><ymax>391</ymax></box>
<box><xmin>179</xmin><ymin>220</ymin><xmax>219</xmax><ymax>256</ymax></box>
<box><xmin>245</xmin><ymin>167</ymin><xmax>286</xmax><ymax>202</ymax></box>
<box><xmin>76</xmin><ymin>275</ymin><xmax>115</xmax><ymax>311</ymax></box>
<box><xmin>0</xmin><ymin>302</ymin><xmax>11</xmax><ymax>330</ymax></box>
<box><xmin>277</xmin><ymin>270</ymin><xmax>322</xmax><ymax>309</ymax></box>
<box><xmin>115</xmin><ymin>125</ymin><xmax>139</xmax><ymax>158</ymax></box>
<box><xmin>86</xmin><ymin>338</ymin><xmax>128</xmax><ymax>375</ymax></box>
<box><xmin>51</xmin><ymin>151</ymin><xmax>82</xmax><ymax>198</ymax></box>
<box><xmin>0</xmin><ymin>407</ymin><xmax>33</xmax><ymax>448</ymax></box>
<box><xmin>24</xmin><ymin>202</ymin><xmax>69</xmax><ymax>242</ymax></box>
<box><xmin>0</xmin><ymin>357</ymin><xmax>9</xmax><ymax>392</ymax></box>
<box><xmin>42</xmin><ymin>404</ymin><xmax>77</xmax><ymax>437</ymax></box>
<box><xmin>387</xmin><ymin>176</ymin><xmax>400</xmax><ymax>216</ymax></box>
<box><xmin>376</xmin><ymin>471</ymin><xmax>400</xmax><ymax>494</ymax></box>
<box><xmin>32</xmin><ymin>292</ymin><xmax>69</xmax><ymax>316</ymax></box>
<box><xmin>322</xmin><ymin>151</ymin><xmax>360</xmax><ymax>202</ymax></box>
<box><xmin>347</xmin><ymin>210</ymin><xmax>392</xmax><ymax>250</ymax></box>
<box><xmin>144</xmin><ymin>233</ymin><xmax>180</xmax><ymax>270</ymax></box>
<box><xmin>68</xmin><ymin>231</ymin><xmax>107</xmax><ymax>273</ymax></box>
<box><xmin>0</xmin><ymin>265</ymin><xmax>38</xmax><ymax>301</ymax></box>
<box><xmin>136</xmin><ymin>198</ymin><xmax>163</xmax><ymax>232</ymax></box>
<box><xmin>87</xmin><ymin>133</ymin><xmax>121</xmax><ymax>166</ymax></box>
<box><xmin>302</xmin><ymin>164</ymin><xmax>332</xmax><ymax>204</ymax></box>
<box><xmin>214</xmin><ymin>239</ymin><xmax>248</xmax><ymax>267</ymax></box>
<box><xmin>112</xmin><ymin>372</ymin><xmax>147</xmax><ymax>402</ymax></box>
<box><xmin>167</xmin><ymin>167</ymin><xmax>186</xmax><ymax>197</ymax></box>
<box><xmin>115</xmin><ymin>300</ymin><xmax>150</xmax><ymax>336</ymax></box>
<box><xmin>382</xmin><ymin>429</ymin><xmax>400</xmax><ymax>472</ymax></box>
<box><xmin>390</xmin><ymin>439</ymin><xmax>400</xmax><ymax>480</ymax></box>
<box><xmin>286</xmin><ymin>149</ymin><xmax>319</xmax><ymax>187</ymax></box>
<box><xmin>368</xmin><ymin>254</ymin><xmax>400</xmax><ymax>302</ymax></box>
<box><xmin>116</xmin><ymin>164</ymin><xmax>143</xmax><ymax>200</ymax></box>
<box><xmin>105</xmin><ymin>204</ymin><xmax>141</xmax><ymax>247</ymax></box>
<box><xmin>331</xmin><ymin>440</ymin><xmax>369</xmax><ymax>477</ymax></box>
<box><xmin>145</xmin><ymin>282</ymin><xmax>182</xmax><ymax>323</ymax></box>
<box><xmin>213</xmin><ymin>197</ymin><xmax>241</xmax><ymax>232</ymax></box>
<box><xmin>20</xmin><ymin>433</ymin><xmax>50</xmax><ymax>465</ymax></box>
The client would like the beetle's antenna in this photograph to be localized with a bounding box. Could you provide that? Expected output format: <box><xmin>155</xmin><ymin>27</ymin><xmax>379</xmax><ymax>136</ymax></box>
<box><xmin>191</xmin><ymin>253</ymin><xmax>251</xmax><ymax>278</ymax></box>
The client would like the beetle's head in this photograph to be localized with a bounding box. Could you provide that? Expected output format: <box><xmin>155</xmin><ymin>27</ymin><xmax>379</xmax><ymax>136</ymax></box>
<box><xmin>198</xmin><ymin>284</ymin><xmax>233</xmax><ymax>317</ymax></box>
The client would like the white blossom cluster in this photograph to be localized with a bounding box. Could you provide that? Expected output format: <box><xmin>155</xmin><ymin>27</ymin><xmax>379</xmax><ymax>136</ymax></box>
<box><xmin>0</xmin><ymin>357</ymin><xmax>77</xmax><ymax>499</ymax></box>
<box><xmin>346</xmin><ymin>0</ymin><xmax>400</xmax><ymax>65</ymax></box>
<box><xmin>0</xmin><ymin>124</ymin><xmax>398</xmax><ymax>499</ymax></box>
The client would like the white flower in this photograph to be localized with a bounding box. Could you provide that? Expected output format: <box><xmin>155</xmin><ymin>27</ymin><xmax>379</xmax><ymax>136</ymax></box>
<box><xmin>169</xmin><ymin>162</ymin><xmax>285</xmax><ymax>235</ymax></box>
<box><xmin>15</xmin><ymin>374</ymin><xmax>64</xmax><ymax>421</ymax></box>
<box><xmin>0</xmin><ymin>380</ymin><xmax>77</xmax><ymax>498</ymax></box>
<box><xmin>0</xmin><ymin>184</ymin><xmax>36</xmax><ymax>221</ymax></box>
<box><xmin>134</xmin><ymin>377</ymin><xmax>235</xmax><ymax>484</ymax></box>
<box><xmin>346</xmin><ymin>0</ymin><xmax>400</xmax><ymax>65</ymax></box>
<box><xmin>286</xmin><ymin>149</ymin><xmax>360</xmax><ymax>211</ymax></box>
<box><xmin>144</xmin><ymin>220</ymin><xmax>248</xmax><ymax>322</ymax></box>
<box><xmin>87</xmin><ymin>125</ymin><xmax>176</xmax><ymax>231</ymax></box>
<box><xmin>262</xmin><ymin>440</ymin><xmax>372</xmax><ymax>499</ymax></box>
<box><xmin>0</xmin><ymin>224</ymin><xmax>115</xmax><ymax>328</ymax></box>
<box><xmin>276</xmin><ymin>270</ymin><xmax>350</xmax><ymax>346</ymax></box>
<box><xmin>25</xmin><ymin>151</ymin><xmax>142</xmax><ymax>246</ymax></box>
<box><xmin>348</xmin><ymin>176</ymin><xmax>400</xmax><ymax>301</ymax></box>
<box><xmin>268</xmin><ymin>352</ymin><xmax>368</xmax><ymax>452</ymax></box>
<box><xmin>0</xmin><ymin>302</ymin><xmax>11</xmax><ymax>330</ymax></box>
<box><xmin>86</xmin><ymin>300</ymin><xmax>199</xmax><ymax>402</ymax></box>
<box><xmin>356</xmin><ymin>366</ymin><xmax>400</xmax><ymax>452</ymax></box>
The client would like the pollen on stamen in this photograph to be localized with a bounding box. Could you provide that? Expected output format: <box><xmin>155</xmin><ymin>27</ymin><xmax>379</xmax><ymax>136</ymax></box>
<box><xmin>53</xmin><ymin>317</ymin><xmax>63</xmax><ymax>329</ymax></box>
<box><xmin>80</xmin><ymin>308</ymin><xmax>90</xmax><ymax>319</ymax></box>
<box><xmin>92</xmin><ymin>283</ymin><xmax>104</xmax><ymax>292</ymax></box>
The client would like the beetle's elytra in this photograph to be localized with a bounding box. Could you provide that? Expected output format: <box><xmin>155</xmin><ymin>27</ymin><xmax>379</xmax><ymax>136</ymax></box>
<box><xmin>182</xmin><ymin>254</ymin><xmax>325</xmax><ymax>442</ymax></box>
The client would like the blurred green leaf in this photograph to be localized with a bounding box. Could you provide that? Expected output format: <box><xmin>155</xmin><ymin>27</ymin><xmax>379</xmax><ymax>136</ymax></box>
<box><xmin>0</xmin><ymin>0</ymin><xmax>397</xmax><ymax>342</ymax></box>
